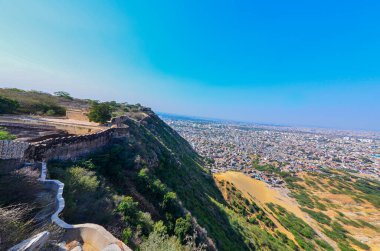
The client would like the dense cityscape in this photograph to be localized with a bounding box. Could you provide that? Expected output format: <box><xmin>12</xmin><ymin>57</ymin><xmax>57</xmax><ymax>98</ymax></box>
<box><xmin>162</xmin><ymin>115</ymin><xmax>380</xmax><ymax>179</ymax></box>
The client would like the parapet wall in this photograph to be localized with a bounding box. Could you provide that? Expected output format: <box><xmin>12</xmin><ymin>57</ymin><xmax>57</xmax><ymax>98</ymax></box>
<box><xmin>0</xmin><ymin>116</ymin><xmax>130</xmax><ymax>161</ymax></box>
<box><xmin>25</xmin><ymin>127</ymin><xmax>129</xmax><ymax>161</ymax></box>
<box><xmin>40</xmin><ymin>163</ymin><xmax>131</xmax><ymax>251</ymax></box>
<box><xmin>0</xmin><ymin>140</ymin><xmax>29</xmax><ymax>159</ymax></box>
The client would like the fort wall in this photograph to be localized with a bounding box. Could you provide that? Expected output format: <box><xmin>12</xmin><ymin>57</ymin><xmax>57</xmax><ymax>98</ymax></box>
<box><xmin>4</xmin><ymin>116</ymin><xmax>132</xmax><ymax>250</ymax></box>
<box><xmin>0</xmin><ymin>140</ymin><xmax>29</xmax><ymax>159</ymax></box>
<box><xmin>1</xmin><ymin>127</ymin><xmax>129</xmax><ymax>162</ymax></box>
<box><xmin>25</xmin><ymin>127</ymin><xmax>129</xmax><ymax>161</ymax></box>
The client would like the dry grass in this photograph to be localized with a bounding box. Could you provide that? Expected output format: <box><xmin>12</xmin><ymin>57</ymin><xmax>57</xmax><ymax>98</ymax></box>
<box><xmin>214</xmin><ymin>171</ymin><xmax>338</xmax><ymax>250</ymax></box>
<box><xmin>297</xmin><ymin>172</ymin><xmax>380</xmax><ymax>251</ymax></box>
<box><xmin>0</xmin><ymin>162</ymin><xmax>63</xmax><ymax>249</ymax></box>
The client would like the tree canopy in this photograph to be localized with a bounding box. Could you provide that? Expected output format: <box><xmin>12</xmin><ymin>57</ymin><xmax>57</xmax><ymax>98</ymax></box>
<box><xmin>54</xmin><ymin>91</ymin><xmax>73</xmax><ymax>100</ymax></box>
<box><xmin>0</xmin><ymin>96</ymin><xmax>20</xmax><ymax>114</ymax></box>
<box><xmin>87</xmin><ymin>102</ymin><xmax>112</xmax><ymax>123</ymax></box>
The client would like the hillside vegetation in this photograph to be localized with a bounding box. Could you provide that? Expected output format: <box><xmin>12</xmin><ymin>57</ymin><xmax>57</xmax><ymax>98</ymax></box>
<box><xmin>0</xmin><ymin>88</ymin><xmax>67</xmax><ymax>115</ymax></box>
<box><xmin>48</xmin><ymin>111</ymin><xmax>252</xmax><ymax>250</ymax></box>
<box><xmin>248</xmin><ymin>162</ymin><xmax>380</xmax><ymax>250</ymax></box>
<box><xmin>0</xmin><ymin>88</ymin><xmax>144</xmax><ymax>118</ymax></box>
<box><xmin>4</xmin><ymin>88</ymin><xmax>378</xmax><ymax>250</ymax></box>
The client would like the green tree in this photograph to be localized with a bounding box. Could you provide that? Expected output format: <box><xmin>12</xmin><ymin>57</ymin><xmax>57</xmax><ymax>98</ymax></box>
<box><xmin>54</xmin><ymin>91</ymin><xmax>73</xmax><ymax>100</ymax></box>
<box><xmin>0</xmin><ymin>96</ymin><xmax>19</xmax><ymax>114</ymax></box>
<box><xmin>117</xmin><ymin>196</ymin><xmax>139</xmax><ymax>222</ymax></box>
<box><xmin>122</xmin><ymin>227</ymin><xmax>132</xmax><ymax>243</ymax></box>
<box><xmin>138</xmin><ymin>212</ymin><xmax>154</xmax><ymax>235</ymax></box>
<box><xmin>87</xmin><ymin>102</ymin><xmax>112</xmax><ymax>123</ymax></box>
<box><xmin>161</xmin><ymin>192</ymin><xmax>179</xmax><ymax>213</ymax></box>
<box><xmin>174</xmin><ymin>214</ymin><xmax>192</xmax><ymax>241</ymax></box>
<box><xmin>154</xmin><ymin>220</ymin><xmax>168</xmax><ymax>236</ymax></box>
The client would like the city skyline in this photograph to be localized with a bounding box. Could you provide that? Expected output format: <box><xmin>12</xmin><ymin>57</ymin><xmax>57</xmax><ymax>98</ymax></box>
<box><xmin>1</xmin><ymin>1</ymin><xmax>380</xmax><ymax>130</ymax></box>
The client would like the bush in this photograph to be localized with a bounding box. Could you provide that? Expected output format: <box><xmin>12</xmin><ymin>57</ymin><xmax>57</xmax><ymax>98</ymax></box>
<box><xmin>301</xmin><ymin>208</ymin><xmax>331</xmax><ymax>225</ymax></box>
<box><xmin>154</xmin><ymin>221</ymin><xmax>168</xmax><ymax>236</ymax></box>
<box><xmin>161</xmin><ymin>192</ymin><xmax>181</xmax><ymax>217</ymax></box>
<box><xmin>174</xmin><ymin>214</ymin><xmax>192</xmax><ymax>241</ymax></box>
<box><xmin>54</xmin><ymin>91</ymin><xmax>73</xmax><ymax>100</ymax></box>
<box><xmin>138</xmin><ymin>212</ymin><xmax>154</xmax><ymax>235</ymax></box>
<box><xmin>45</xmin><ymin>109</ymin><xmax>56</xmax><ymax>116</ymax></box>
<box><xmin>49</xmin><ymin>165</ymin><xmax>113</xmax><ymax>224</ymax></box>
<box><xmin>117</xmin><ymin>196</ymin><xmax>140</xmax><ymax>223</ymax></box>
<box><xmin>87</xmin><ymin>102</ymin><xmax>112</xmax><ymax>123</ymax></box>
<box><xmin>139</xmin><ymin>231</ymin><xmax>184</xmax><ymax>251</ymax></box>
<box><xmin>0</xmin><ymin>96</ymin><xmax>19</xmax><ymax>114</ymax></box>
<box><xmin>0</xmin><ymin>128</ymin><xmax>16</xmax><ymax>140</ymax></box>
<box><xmin>122</xmin><ymin>227</ymin><xmax>133</xmax><ymax>243</ymax></box>
<box><xmin>0</xmin><ymin>88</ymin><xmax>66</xmax><ymax>116</ymax></box>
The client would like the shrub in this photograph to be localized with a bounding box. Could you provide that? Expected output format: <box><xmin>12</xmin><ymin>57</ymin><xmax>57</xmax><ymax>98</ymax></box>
<box><xmin>0</xmin><ymin>128</ymin><xmax>16</xmax><ymax>140</ymax></box>
<box><xmin>117</xmin><ymin>196</ymin><xmax>140</xmax><ymax>223</ymax></box>
<box><xmin>49</xmin><ymin>165</ymin><xmax>113</xmax><ymax>224</ymax></box>
<box><xmin>174</xmin><ymin>214</ymin><xmax>192</xmax><ymax>241</ymax></box>
<box><xmin>138</xmin><ymin>212</ymin><xmax>154</xmax><ymax>235</ymax></box>
<box><xmin>139</xmin><ymin>231</ymin><xmax>183</xmax><ymax>251</ymax></box>
<box><xmin>0</xmin><ymin>88</ymin><xmax>66</xmax><ymax>116</ymax></box>
<box><xmin>301</xmin><ymin>208</ymin><xmax>331</xmax><ymax>225</ymax></box>
<box><xmin>122</xmin><ymin>227</ymin><xmax>133</xmax><ymax>243</ymax></box>
<box><xmin>54</xmin><ymin>91</ymin><xmax>73</xmax><ymax>100</ymax></box>
<box><xmin>45</xmin><ymin>109</ymin><xmax>56</xmax><ymax>116</ymax></box>
<box><xmin>161</xmin><ymin>192</ymin><xmax>181</xmax><ymax>217</ymax></box>
<box><xmin>87</xmin><ymin>102</ymin><xmax>112</xmax><ymax>123</ymax></box>
<box><xmin>0</xmin><ymin>96</ymin><xmax>19</xmax><ymax>114</ymax></box>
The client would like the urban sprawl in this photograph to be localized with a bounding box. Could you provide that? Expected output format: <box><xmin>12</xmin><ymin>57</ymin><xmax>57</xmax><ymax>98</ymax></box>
<box><xmin>163</xmin><ymin>117</ymin><xmax>380</xmax><ymax>183</ymax></box>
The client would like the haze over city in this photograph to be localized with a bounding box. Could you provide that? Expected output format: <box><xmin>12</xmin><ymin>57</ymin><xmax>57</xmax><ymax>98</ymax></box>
<box><xmin>1</xmin><ymin>1</ymin><xmax>379</xmax><ymax>130</ymax></box>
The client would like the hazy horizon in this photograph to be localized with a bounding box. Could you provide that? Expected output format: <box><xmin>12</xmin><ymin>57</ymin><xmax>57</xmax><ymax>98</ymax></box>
<box><xmin>1</xmin><ymin>1</ymin><xmax>380</xmax><ymax>130</ymax></box>
<box><xmin>158</xmin><ymin>112</ymin><xmax>380</xmax><ymax>133</ymax></box>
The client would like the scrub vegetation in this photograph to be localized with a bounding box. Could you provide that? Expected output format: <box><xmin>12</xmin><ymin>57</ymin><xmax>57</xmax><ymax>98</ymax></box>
<box><xmin>0</xmin><ymin>88</ymin><xmax>66</xmax><ymax>116</ymax></box>
<box><xmin>251</xmin><ymin>161</ymin><xmax>379</xmax><ymax>250</ymax></box>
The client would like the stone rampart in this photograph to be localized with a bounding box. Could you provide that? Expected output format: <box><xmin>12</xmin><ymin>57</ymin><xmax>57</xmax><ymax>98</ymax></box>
<box><xmin>0</xmin><ymin>122</ymin><xmax>129</xmax><ymax>162</ymax></box>
<box><xmin>25</xmin><ymin>127</ymin><xmax>129</xmax><ymax>161</ymax></box>
<box><xmin>0</xmin><ymin>140</ymin><xmax>29</xmax><ymax>159</ymax></box>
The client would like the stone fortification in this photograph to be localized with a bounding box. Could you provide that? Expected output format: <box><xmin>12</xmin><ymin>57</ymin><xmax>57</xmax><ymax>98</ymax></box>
<box><xmin>0</xmin><ymin>140</ymin><xmax>29</xmax><ymax>159</ymax></box>
<box><xmin>5</xmin><ymin>116</ymin><xmax>133</xmax><ymax>250</ymax></box>
<box><xmin>24</xmin><ymin>127</ymin><xmax>129</xmax><ymax>161</ymax></box>
<box><xmin>0</xmin><ymin>116</ymin><xmax>131</xmax><ymax>161</ymax></box>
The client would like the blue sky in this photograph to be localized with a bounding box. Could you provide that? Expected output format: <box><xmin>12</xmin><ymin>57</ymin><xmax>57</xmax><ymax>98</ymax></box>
<box><xmin>0</xmin><ymin>1</ymin><xmax>379</xmax><ymax>130</ymax></box>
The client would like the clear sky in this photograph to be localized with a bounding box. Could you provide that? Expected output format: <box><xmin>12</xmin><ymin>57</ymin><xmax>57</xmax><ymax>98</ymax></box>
<box><xmin>1</xmin><ymin>1</ymin><xmax>379</xmax><ymax>130</ymax></box>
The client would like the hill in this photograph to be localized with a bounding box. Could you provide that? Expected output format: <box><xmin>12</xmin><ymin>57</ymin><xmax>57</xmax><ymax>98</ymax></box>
<box><xmin>3</xmin><ymin>88</ymin><xmax>378</xmax><ymax>250</ymax></box>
